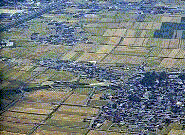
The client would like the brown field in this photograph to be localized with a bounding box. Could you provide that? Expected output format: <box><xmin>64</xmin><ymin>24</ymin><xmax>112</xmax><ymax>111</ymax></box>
<box><xmin>64</xmin><ymin>94</ymin><xmax>88</xmax><ymax>106</ymax></box>
<box><xmin>24</xmin><ymin>90</ymin><xmax>72</xmax><ymax>103</ymax></box>
<box><xmin>2</xmin><ymin>111</ymin><xmax>47</xmax><ymax>121</ymax></box>
<box><xmin>57</xmin><ymin>105</ymin><xmax>99</xmax><ymax>116</ymax></box>
<box><xmin>8</xmin><ymin>106</ymin><xmax>52</xmax><ymax>115</ymax></box>
<box><xmin>0</xmin><ymin>121</ymin><xmax>34</xmax><ymax>134</ymax></box>
<box><xmin>34</xmin><ymin>125</ymin><xmax>89</xmax><ymax>134</ymax></box>
<box><xmin>46</xmin><ymin>113</ymin><xmax>90</xmax><ymax>128</ymax></box>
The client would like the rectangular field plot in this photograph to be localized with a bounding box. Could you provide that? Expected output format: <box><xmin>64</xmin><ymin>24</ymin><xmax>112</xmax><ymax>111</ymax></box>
<box><xmin>33</xmin><ymin>125</ymin><xmax>89</xmax><ymax>135</ymax></box>
<box><xmin>2</xmin><ymin>111</ymin><xmax>47</xmax><ymax>121</ymax></box>
<box><xmin>36</xmin><ymin>46</ymin><xmax>67</xmax><ymax>60</ymax></box>
<box><xmin>90</xmin><ymin>36</ymin><xmax>110</xmax><ymax>44</ymax></box>
<box><xmin>77</xmin><ymin>53</ymin><xmax>106</xmax><ymax>62</ymax></box>
<box><xmin>50</xmin><ymin>71</ymin><xmax>76</xmax><ymax>81</ymax></box>
<box><xmin>61</xmin><ymin>51</ymin><xmax>78</xmax><ymax>61</ymax></box>
<box><xmin>119</xmin><ymin>38</ymin><xmax>136</xmax><ymax>46</ymax></box>
<box><xmin>96</xmin><ymin>45</ymin><xmax>114</xmax><ymax>54</ymax></box>
<box><xmin>57</xmin><ymin>105</ymin><xmax>99</xmax><ymax>116</ymax></box>
<box><xmin>113</xmin><ymin>46</ymin><xmax>149</xmax><ymax>56</ymax></box>
<box><xmin>16</xmin><ymin>71</ymin><xmax>38</xmax><ymax>82</ymax></box>
<box><xmin>73</xmin><ymin>43</ymin><xmax>99</xmax><ymax>53</ymax></box>
<box><xmin>13</xmin><ymin>101</ymin><xmax>57</xmax><ymax>110</ymax></box>
<box><xmin>125</xmin><ymin>56</ymin><xmax>146</xmax><ymax>65</ymax></box>
<box><xmin>23</xmin><ymin>90</ymin><xmax>72</xmax><ymax>103</ymax></box>
<box><xmin>74</xmin><ymin>87</ymin><xmax>93</xmax><ymax>95</ymax></box>
<box><xmin>46</xmin><ymin>114</ymin><xmax>89</xmax><ymax>128</ymax></box>
<box><xmin>100</xmin><ymin>55</ymin><xmax>123</xmax><ymax>63</ymax></box>
<box><xmin>0</xmin><ymin>116</ymin><xmax>40</xmax><ymax>124</ymax></box>
<box><xmin>101</xmin><ymin>54</ymin><xmax>145</xmax><ymax>65</ymax></box>
<box><xmin>64</xmin><ymin>94</ymin><xmax>88</xmax><ymax>106</ymax></box>
<box><xmin>0</xmin><ymin>121</ymin><xmax>34</xmax><ymax>134</ymax></box>
<box><xmin>8</xmin><ymin>106</ymin><xmax>52</xmax><ymax>115</ymax></box>
<box><xmin>33</xmin><ymin>67</ymin><xmax>48</xmax><ymax>72</ymax></box>
<box><xmin>89</xmin><ymin>100</ymin><xmax>108</xmax><ymax>108</ymax></box>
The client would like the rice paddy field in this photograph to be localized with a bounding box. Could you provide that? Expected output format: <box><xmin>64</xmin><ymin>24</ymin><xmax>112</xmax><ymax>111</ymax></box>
<box><xmin>0</xmin><ymin>0</ymin><xmax>185</xmax><ymax>134</ymax></box>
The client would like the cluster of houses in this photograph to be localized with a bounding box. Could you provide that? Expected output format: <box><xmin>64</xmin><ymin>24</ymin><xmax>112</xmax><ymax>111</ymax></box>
<box><xmin>36</xmin><ymin>58</ymin><xmax>185</xmax><ymax>134</ymax></box>
<box><xmin>0</xmin><ymin>39</ymin><xmax>14</xmax><ymax>48</ymax></box>
<box><xmin>99</xmin><ymin>70</ymin><xmax>185</xmax><ymax>134</ymax></box>
<box><xmin>30</xmin><ymin>22</ymin><xmax>84</xmax><ymax>45</ymax></box>
<box><xmin>38</xmin><ymin>59</ymin><xmax>123</xmax><ymax>82</ymax></box>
